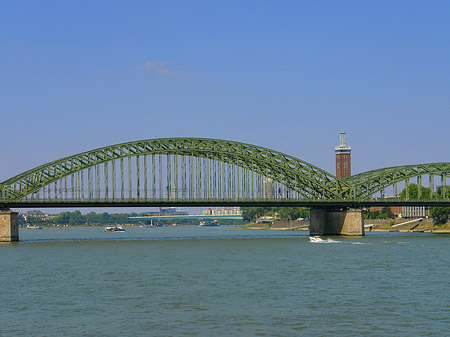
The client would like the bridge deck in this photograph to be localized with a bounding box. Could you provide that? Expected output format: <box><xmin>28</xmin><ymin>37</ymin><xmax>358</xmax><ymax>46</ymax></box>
<box><xmin>2</xmin><ymin>199</ymin><xmax>450</xmax><ymax>209</ymax></box>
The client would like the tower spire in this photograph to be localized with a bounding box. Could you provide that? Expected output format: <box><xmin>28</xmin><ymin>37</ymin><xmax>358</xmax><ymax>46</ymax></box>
<box><xmin>339</xmin><ymin>128</ymin><xmax>346</xmax><ymax>146</ymax></box>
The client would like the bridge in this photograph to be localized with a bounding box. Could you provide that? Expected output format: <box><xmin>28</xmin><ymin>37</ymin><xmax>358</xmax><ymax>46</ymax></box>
<box><xmin>1</xmin><ymin>137</ymin><xmax>449</xmax><ymax>240</ymax></box>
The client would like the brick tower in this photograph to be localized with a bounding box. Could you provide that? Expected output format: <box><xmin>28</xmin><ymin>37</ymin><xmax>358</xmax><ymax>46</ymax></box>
<box><xmin>335</xmin><ymin>128</ymin><xmax>351</xmax><ymax>179</ymax></box>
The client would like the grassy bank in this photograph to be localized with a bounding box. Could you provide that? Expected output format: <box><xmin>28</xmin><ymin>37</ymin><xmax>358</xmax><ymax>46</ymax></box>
<box><xmin>365</xmin><ymin>219</ymin><xmax>450</xmax><ymax>233</ymax></box>
<box><xmin>239</xmin><ymin>218</ymin><xmax>450</xmax><ymax>233</ymax></box>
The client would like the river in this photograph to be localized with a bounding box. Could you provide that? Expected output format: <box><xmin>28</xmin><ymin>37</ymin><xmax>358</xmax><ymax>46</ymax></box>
<box><xmin>1</xmin><ymin>226</ymin><xmax>449</xmax><ymax>336</ymax></box>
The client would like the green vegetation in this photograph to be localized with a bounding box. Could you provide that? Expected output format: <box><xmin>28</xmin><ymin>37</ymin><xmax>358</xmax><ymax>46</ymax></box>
<box><xmin>429</xmin><ymin>187</ymin><xmax>450</xmax><ymax>224</ymax></box>
<box><xmin>400</xmin><ymin>184</ymin><xmax>431</xmax><ymax>199</ymax></box>
<box><xmin>399</xmin><ymin>184</ymin><xmax>450</xmax><ymax>224</ymax></box>
<box><xmin>365</xmin><ymin>207</ymin><xmax>394</xmax><ymax>219</ymax></box>
<box><xmin>435</xmin><ymin>185</ymin><xmax>450</xmax><ymax>199</ymax></box>
<box><xmin>19</xmin><ymin>211</ymin><xmax>245</xmax><ymax>227</ymax></box>
<box><xmin>430</xmin><ymin>207</ymin><xmax>450</xmax><ymax>225</ymax></box>
<box><xmin>20</xmin><ymin>211</ymin><xmax>146</xmax><ymax>227</ymax></box>
<box><xmin>242</xmin><ymin>207</ymin><xmax>309</xmax><ymax>223</ymax></box>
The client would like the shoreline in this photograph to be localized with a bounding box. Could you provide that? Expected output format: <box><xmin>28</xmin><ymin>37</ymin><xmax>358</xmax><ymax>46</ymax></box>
<box><xmin>19</xmin><ymin>221</ymin><xmax>450</xmax><ymax>234</ymax></box>
<box><xmin>243</xmin><ymin>218</ymin><xmax>450</xmax><ymax>234</ymax></box>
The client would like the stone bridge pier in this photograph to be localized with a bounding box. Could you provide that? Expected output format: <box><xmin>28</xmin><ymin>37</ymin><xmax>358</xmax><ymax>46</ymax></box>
<box><xmin>310</xmin><ymin>208</ymin><xmax>364</xmax><ymax>236</ymax></box>
<box><xmin>0</xmin><ymin>210</ymin><xmax>19</xmax><ymax>242</ymax></box>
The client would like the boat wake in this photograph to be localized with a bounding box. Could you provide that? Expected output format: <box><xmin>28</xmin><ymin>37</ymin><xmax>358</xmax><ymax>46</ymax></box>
<box><xmin>309</xmin><ymin>236</ymin><xmax>341</xmax><ymax>243</ymax></box>
<box><xmin>309</xmin><ymin>236</ymin><xmax>371</xmax><ymax>245</ymax></box>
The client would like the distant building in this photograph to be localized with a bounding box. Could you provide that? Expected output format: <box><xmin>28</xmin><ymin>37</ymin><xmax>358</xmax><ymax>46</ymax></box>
<box><xmin>21</xmin><ymin>210</ymin><xmax>49</xmax><ymax>221</ymax></box>
<box><xmin>263</xmin><ymin>178</ymin><xmax>274</xmax><ymax>199</ymax></box>
<box><xmin>369</xmin><ymin>206</ymin><xmax>429</xmax><ymax>218</ymax></box>
<box><xmin>401</xmin><ymin>206</ymin><xmax>429</xmax><ymax>218</ymax></box>
<box><xmin>145</xmin><ymin>208</ymin><xmax>188</xmax><ymax>216</ymax></box>
<box><xmin>335</xmin><ymin>128</ymin><xmax>351</xmax><ymax>179</ymax></box>
<box><xmin>202</xmin><ymin>207</ymin><xmax>242</xmax><ymax>216</ymax></box>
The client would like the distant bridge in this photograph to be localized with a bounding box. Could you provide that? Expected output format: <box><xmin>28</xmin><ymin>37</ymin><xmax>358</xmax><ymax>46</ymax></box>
<box><xmin>131</xmin><ymin>214</ymin><xmax>243</xmax><ymax>221</ymax></box>
<box><xmin>1</xmin><ymin>137</ymin><xmax>449</xmax><ymax>209</ymax></box>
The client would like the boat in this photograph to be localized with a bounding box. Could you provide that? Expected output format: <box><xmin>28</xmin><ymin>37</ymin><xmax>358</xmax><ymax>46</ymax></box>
<box><xmin>199</xmin><ymin>220</ymin><xmax>220</xmax><ymax>227</ymax></box>
<box><xmin>309</xmin><ymin>235</ymin><xmax>324</xmax><ymax>243</ymax></box>
<box><xmin>104</xmin><ymin>225</ymin><xmax>125</xmax><ymax>232</ymax></box>
<box><xmin>25</xmin><ymin>224</ymin><xmax>42</xmax><ymax>229</ymax></box>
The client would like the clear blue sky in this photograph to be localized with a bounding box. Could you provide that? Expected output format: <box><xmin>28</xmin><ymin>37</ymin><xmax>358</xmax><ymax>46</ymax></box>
<box><xmin>1</xmin><ymin>0</ymin><xmax>450</xmax><ymax>183</ymax></box>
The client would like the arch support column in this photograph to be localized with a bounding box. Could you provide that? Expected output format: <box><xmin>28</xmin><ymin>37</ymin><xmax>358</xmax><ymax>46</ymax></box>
<box><xmin>310</xmin><ymin>208</ymin><xmax>364</xmax><ymax>236</ymax></box>
<box><xmin>0</xmin><ymin>210</ymin><xmax>19</xmax><ymax>242</ymax></box>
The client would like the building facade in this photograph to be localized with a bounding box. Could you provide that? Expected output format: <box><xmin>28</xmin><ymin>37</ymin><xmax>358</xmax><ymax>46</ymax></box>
<box><xmin>263</xmin><ymin>178</ymin><xmax>274</xmax><ymax>199</ymax></box>
<box><xmin>335</xmin><ymin>128</ymin><xmax>352</xmax><ymax>179</ymax></box>
<box><xmin>401</xmin><ymin>206</ymin><xmax>429</xmax><ymax>218</ymax></box>
<box><xmin>202</xmin><ymin>207</ymin><xmax>242</xmax><ymax>216</ymax></box>
<box><xmin>369</xmin><ymin>206</ymin><xmax>429</xmax><ymax>219</ymax></box>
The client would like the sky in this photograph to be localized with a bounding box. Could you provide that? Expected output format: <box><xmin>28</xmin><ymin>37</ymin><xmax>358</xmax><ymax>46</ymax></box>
<box><xmin>1</xmin><ymin>0</ymin><xmax>450</xmax><ymax>185</ymax></box>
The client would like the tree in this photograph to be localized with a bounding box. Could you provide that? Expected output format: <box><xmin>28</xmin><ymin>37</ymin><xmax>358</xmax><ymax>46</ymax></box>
<box><xmin>242</xmin><ymin>207</ymin><xmax>272</xmax><ymax>222</ymax></box>
<box><xmin>241</xmin><ymin>207</ymin><xmax>309</xmax><ymax>222</ymax></box>
<box><xmin>69</xmin><ymin>211</ymin><xmax>84</xmax><ymax>226</ymax></box>
<box><xmin>400</xmin><ymin>184</ymin><xmax>431</xmax><ymax>199</ymax></box>
<box><xmin>101</xmin><ymin>212</ymin><xmax>111</xmax><ymax>224</ymax></box>
<box><xmin>55</xmin><ymin>211</ymin><xmax>71</xmax><ymax>225</ymax></box>
<box><xmin>365</xmin><ymin>207</ymin><xmax>394</xmax><ymax>219</ymax></box>
<box><xmin>277</xmin><ymin>207</ymin><xmax>309</xmax><ymax>220</ymax></box>
<box><xmin>430</xmin><ymin>207</ymin><xmax>450</xmax><ymax>225</ymax></box>
<box><xmin>85</xmin><ymin>212</ymin><xmax>98</xmax><ymax>225</ymax></box>
<box><xmin>436</xmin><ymin>186</ymin><xmax>450</xmax><ymax>199</ymax></box>
<box><xmin>379</xmin><ymin>207</ymin><xmax>394</xmax><ymax>219</ymax></box>
<box><xmin>365</xmin><ymin>210</ymin><xmax>380</xmax><ymax>219</ymax></box>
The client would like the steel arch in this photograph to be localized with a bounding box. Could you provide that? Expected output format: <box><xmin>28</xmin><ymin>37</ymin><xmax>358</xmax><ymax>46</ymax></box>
<box><xmin>343</xmin><ymin>162</ymin><xmax>450</xmax><ymax>198</ymax></box>
<box><xmin>0</xmin><ymin>138</ymin><xmax>348</xmax><ymax>200</ymax></box>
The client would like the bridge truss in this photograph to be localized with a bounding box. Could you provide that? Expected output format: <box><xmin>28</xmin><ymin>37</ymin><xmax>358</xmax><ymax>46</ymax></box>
<box><xmin>0</xmin><ymin>138</ymin><xmax>346</xmax><ymax>205</ymax></box>
<box><xmin>344</xmin><ymin>163</ymin><xmax>450</xmax><ymax>200</ymax></box>
<box><xmin>1</xmin><ymin>138</ymin><xmax>449</xmax><ymax>208</ymax></box>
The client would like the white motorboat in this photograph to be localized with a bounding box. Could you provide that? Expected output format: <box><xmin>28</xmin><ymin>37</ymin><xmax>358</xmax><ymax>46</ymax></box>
<box><xmin>104</xmin><ymin>225</ymin><xmax>125</xmax><ymax>232</ymax></box>
<box><xmin>309</xmin><ymin>235</ymin><xmax>324</xmax><ymax>243</ymax></box>
<box><xmin>25</xmin><ymin>224</ymin><xmax>42</xmax><ymax>229</ymax></box>
<box><xmin>199</xmin><ymin>220</ymin><xmax>220</xmax><ymax>227</ymax></box>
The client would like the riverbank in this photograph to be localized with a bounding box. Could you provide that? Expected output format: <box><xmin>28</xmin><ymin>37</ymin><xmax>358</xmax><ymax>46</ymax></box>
<box><xmin>365</xmin><ymin>219</ymin><xmax>450</xmax><ymax>233</ymax></box>
<box><xmin>240</xmin><ymin>220</ymin><xmax>309</xmax><ymax>231</ymax></box>
<box><xmin>241</xmin><ymin>219</ymin><xmax>450</xmax><ymax>233</ymax></box>
<box><xmin>21</xmin><ymin>219</ymin><xmax>450</xmax><ymax>233</ymax></box>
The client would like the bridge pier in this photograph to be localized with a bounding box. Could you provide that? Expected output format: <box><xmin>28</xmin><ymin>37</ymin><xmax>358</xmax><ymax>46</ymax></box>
<box><xmin>310</xmin><ymin>208</ymin><xmax>364</xmax><ymax>236</ymax></box>
<box><xmin>0</xmin><ymin>210</ymin><xmax>19</xmax><ymax>242</ymax></box>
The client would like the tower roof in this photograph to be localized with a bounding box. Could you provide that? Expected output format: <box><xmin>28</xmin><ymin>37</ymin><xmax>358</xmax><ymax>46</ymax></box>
<box><xmin>335</xmin><ymin>128</ymin><xmax>351</xmax><ymax>152</ymax></box>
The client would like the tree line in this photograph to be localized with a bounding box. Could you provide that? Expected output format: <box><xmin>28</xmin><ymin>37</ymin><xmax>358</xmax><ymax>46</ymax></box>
<box><xmin>20</xmin><ymin>211</ymin><xmax>145</xmax><ymax>227</ymax></box>
<box><xmin>242</xmin><ymin>207</ymin><xmax>310</xmax><ymax>223</ymax></box>
<box><xmin>20</xmin><ymin>211</ymin><xmax>244</xmax><ymax>227</ymax></box>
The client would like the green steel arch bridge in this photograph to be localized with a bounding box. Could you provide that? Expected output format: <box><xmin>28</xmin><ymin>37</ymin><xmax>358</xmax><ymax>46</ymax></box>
<box><xmin>1</xmin><ymin>137</ymin><xmax>450</xmax><ymax>209</ymax></box>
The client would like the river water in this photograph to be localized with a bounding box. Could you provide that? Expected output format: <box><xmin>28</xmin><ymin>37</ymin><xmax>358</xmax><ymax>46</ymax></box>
<box><xmin>1</xmin><ymin>226</ymin><xmax>449</xmax><ymax>336</ymax></box>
